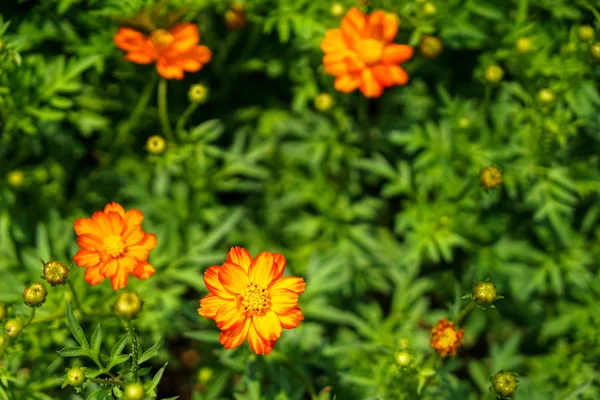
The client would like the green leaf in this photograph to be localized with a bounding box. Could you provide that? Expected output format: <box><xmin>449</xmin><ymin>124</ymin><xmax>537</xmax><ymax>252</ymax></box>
<box><xmin>137</xmin><ymin>337</ymin><xmax>161</xmax><ymax>365</ymax></box>
<box><xmin>144</xmin><ymin>363</ymin><xmax>168</xmax><ymax>394</ymax></box>
<box><xmin>57</xmin><ymin>346</ymin><xmax>90</xmax><ymax>358</ymax></box>
<box><xmin>66</xmin><ymin>302</ymin><xmax>90</xmax><ymax>349</ymax></box>
<box><xmin>90</xmin><ymin>324</ymin><xmax>102</xmax><ymax>357</ymax></box>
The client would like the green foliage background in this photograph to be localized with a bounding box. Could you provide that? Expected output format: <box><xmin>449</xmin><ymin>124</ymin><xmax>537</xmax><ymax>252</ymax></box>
<box><xmin>1</xmin><ymin>0</ymin><xmax>600</xmax><ymax>399</ymax></box>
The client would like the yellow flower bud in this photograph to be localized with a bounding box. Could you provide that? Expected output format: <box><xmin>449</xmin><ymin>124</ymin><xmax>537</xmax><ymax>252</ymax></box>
<box><xmin>590</xmin><ymin>42</ymin><xmax>600</xmax><ymax>60</ymax></box>
<box><xmin>458</xmin><ymin>117</ymin><xmax>471</xmax><ymax>129</ymax></box>
<box><xmin>314</xmin><ymin>93</ymin><xmax>334</xmax><ymax>112</ymax></box>
<box><xmin>420</xmin><ymin>35</ymin><xmax>443</xmax><ymax>58</ymax></box>
<box><xmin>114</xmin><ymin>291</ymin><xmax>143</xmax><ymax>320</ymax></box>
<box><xmin>515</xmin><ymin>37</ymin><xmax>533</xmax><ymax>53</ymax></box>
<box><xmin>492</xmin><ymin>371</ymin><xmax>519</xmax><ymax>399</ymax></box>
<box><xmin>189</xmin><ymin>84</ymin><xmax>209</xmax><ymax>103</ymax></box>
<box><xmin>472</xmin><ymin>281</ymin><xmax>498</xmax><ymax>305</ymax></box>
<box><xmin>42</xmin><ymin>260</ymin><xmax>70</xmax><ymax>286</ymax></box>
<box><xmin>480</xmin><ymin>166</ymin><xmax>503</xmax><ymax>190</ymax></box>
<box><xmin>146</xmin><ymin>135</ymin><xmax>166</xmax><ymax>154</ymax></box>
<box><xmin>578</xmin><ymin>25</ymin><xmax>594</xmax><ymax>41</ymax></box>
<box><xmin>225</xmin><ymin>4</ymin><xmax>247</xmax><ymax>30</ymax></box>
<box><xmin>7</xmin><ymin>170</ymin><xmax>24</xmax><ymax>187</ymax></box>
<box><xmin>198</xmin><ymin>367</ymin><xmax>214</xmax><ymax>384</ymax></box>
<box><xmin>484</xmin><ymin>65</ymin><xmax>504</xmax><ymax>84</ymax></box>
<box><xmin>66</xmin><ymin>367</ymin><xmax>86</xmax><ymax>387</ymax></box>
<box><xmin>537</xmin><ymin>88</ymin><xmax>555</xmax><ymax>104</ymax></box>
<box><xmin>123</xmin><ymin>382</ymin><xmax>145</xmax><ymax>400</ymax></box>
<box><xmin>5</xmin><ymin>318</ymin><xmax>23</xmax><ymax>338</ymax></box>
<box><xmin>394</xmin><ymin>350</ymin><xmax>412</xmax><ymax>367</ymax></box>
<box><xmin>423</xmin><ymin>2</ymin><xmax>437</xmax><ymax>16</ymax></box>
<box><xmin>23</xmin><ymin>282</ymin><xmax>47</xmax><ymax>308</ymax></box>
<box><xmin>330</xmin><ymin>3</ymin><xmax>345</xmax><ymax>17</ymax></box>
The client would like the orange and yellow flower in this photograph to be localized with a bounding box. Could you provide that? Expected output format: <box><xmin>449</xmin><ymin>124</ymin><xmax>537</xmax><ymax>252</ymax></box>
<box><xmin>430</xmin><ymin>318</ymin><xmax>464</xmax><ymax>357</ymax></box>
<box><xmin>198</xmin><ymin>247</ymin><xmax>305</xmax><ymax>355</ymax></box>
<box><xmin>114</xmin><ymin>23</ymin><xmax>212</xmax><ymax>80</ymax></box>
<box><xmin>320</xmin><ymin>7</ymin><xmax>413</xmax><ymax>98</ymax></box>
<box><xmin>73</xmin><ymin>202</ymin><xmax>157</xmax><ymax>290</ymax></box>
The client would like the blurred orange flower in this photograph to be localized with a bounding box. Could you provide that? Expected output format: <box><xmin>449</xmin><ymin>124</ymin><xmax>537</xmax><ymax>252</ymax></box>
<box><xmin>430</xmin><ymin>318</ymin><xmax>464</xmax><ymax>357</ymax></box>
<box><xmin>321</xmin><ymin>7</ymin><xmax>413</xmax><ymax>97</ymax></box>
<box><xmin>73</xmin><ymin>202</ymin><xmax>157</xmax><ymax>290</ymax></box>
<box><xmin>114</xmin><ymin>23</ymin><xmax>212</xmax><ymax>80</ymax></box>
<box><xmin>198</xmin><ymin>247</ymin><xmax>305</xmax><ymax>355</ymax></box>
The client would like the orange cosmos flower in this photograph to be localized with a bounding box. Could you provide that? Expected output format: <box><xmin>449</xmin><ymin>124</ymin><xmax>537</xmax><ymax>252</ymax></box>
<box><xmin>114</xmin><ymin>23</ymin><xmax>212</xmax><ymax>80</ymax></box>
<box><xmin>198</xmin><ymin>247</ymin><xmax>306</xmax><ymax>355</ymax></box>
<box><xmin>320</xmin><ymin>7</ymin><xmax>413</xmax><ymax>98</ymax></box>
<box><xmin>430</xmin><ymin>318</ymin><xmax>464</xmax><ymax>357</ymax></box>
<box><xmin>73</xmin><ymin>202</ymin><xmax>157</xmax><ymax>290</ymax></box>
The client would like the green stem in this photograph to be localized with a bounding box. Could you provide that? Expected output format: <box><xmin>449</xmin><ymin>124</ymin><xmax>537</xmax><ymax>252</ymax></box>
<box><xmin>175</xmin><ymin>101</ymin><xmax>200</xmax><ymax>134</ymax></box>
<box><xmin>124</xmin><ymin>320</ymin><xmax>140</xmax><ymax>381</ymax></box>
<box><xmin>516</xmin><ymin>0</ymin><xmax>528</xmax><ymax>24</ymax></box>
<box><xmin>116</xmin><ymin>74</ymin><xmax>158</xmax><ymax>145</ymax></box>
<box><xmin>88</xmin><ymin>377</ymin><xmax>122</xmax><ymax>386</ymax></box>
<box><xmin>67</xmin><ymin>280</ymin><xmax>85</xmax><ymax>317</ymax></box>
<box><xmin>158</xmin><ymin>78</ymin><xmax>175</xmax><ymax>142</ymax></box>
<box><xmin>456</xmin><ymin>301</ymin><xmax>477</xmax><ymax>327</ymax></box>
<box><xmin>24</xmin><ymin>307</ymin><xmax>36</xmax><ymax>327</ymax></box>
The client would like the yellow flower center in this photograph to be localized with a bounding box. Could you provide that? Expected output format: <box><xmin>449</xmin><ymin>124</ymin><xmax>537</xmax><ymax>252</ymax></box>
<box><xmin>356</xmin><ymin>38</ymin><xmax>384</xmax><ymax>65</ymax></box>
<box><xmin>437</xmin><ymin>328</ymin><xmax>458</xmax><ymax>349</ymax></box>
<box><xmin>150</xmin><ymin>29</ymin><xmax>174</xmax><ymax>51</ymax></box>
<box><xmin>240</xmin><ymin>282</ymin><xmax>271</xmax><ymax>316</ymax></box>
<box><xmin>103</xmin><ymin>235</ymin><xmax>126</xmax><ymax>257</ymax></box>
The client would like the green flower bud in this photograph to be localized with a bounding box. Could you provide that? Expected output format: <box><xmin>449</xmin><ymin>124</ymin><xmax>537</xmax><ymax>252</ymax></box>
<box><xmin>42</xmin><ymin>260</ymin><xmax>70</xmax><ymax>286</ymax></box>
<box><xmin>330</xmin><ymin>3</ymin><xmax>345</xmax><ymax>17</ymax></box>
<box><xmin>7</xmin><ymin>170</ymin><xmax>24</xmax><ymax>187</ymax></box>
<box><xmin>423</xmin><ymin>2</ymin><xmax>437</xmax><ymax>16</ymax></box>
<box><xmin>198</xmin><ymin>367</ymin><xmax>214</xmax><ymax>384</ymax></box>
<box><xmin>420</xmin><ymin>35</ymin><xmax>443</xmax><ymax>58</ymax></box>
<box><xmin>123</xmin><ymin>382</ymin><xmax>145</xmax><ymax>400</ymax></box>
<box><xmin>0</xmin><ymin>304</ymin><xmax>6</xmax><ymax>321</ymax></box>
<box><xmin>590</xmin><ymin>42</ymin><xmax>600</xmax><ymax>60</ymax></box>
<box><xmin>114</xmin><ymin>291</ymin><xmax>143</xmax><ymax>320</ymax></box>
<box><xmin>66</xmin><ymin>367</ymin><xmax>86</xmax><ymax>387</ymax></box>
<box><xmin>516</xmin><ymin>37</ymin><xmax>533</xmax><ymax>53</ymax></box>
<box><xmin>23</xmin><ymin>282</ymin><xmax>47</xmax><ymax>307</ymax></box>
<box><xmin>458</xmin><ymin>117</ymin><xmax>471</xmax><ymax>129</ymax></box>
<box><xmin>537</xmin><ymin>88</ymin><xmax>555</xmax><ymax>104</ymax></box>
<box><xmin>146</xmin><ymin>135</ymin><xmax>166</xmax><ymax>155</ymax></box>
<box><xmin>394</xmin><ymin>350</ymin><xmax>412</xmax><ymax>367</ymax></box>
<box><xmin>314</xmin><ymin>93</ymin><xmax>334</xmax><ymax>112</ymax></box>
<box><xmin>473</xmin><ymin>281</ymin><xmax>498</xmax><ymax>305</ymax></box>
<box><xmin>578</xmin><ymin>25</ymin><xmax>594</xmax><ymax>41</ymax></box>
<box><xmin>492</xmin><ymin>370</ymin><xmax>519</xmax><ymax>399</ymax></box>
<box><xmin>5</xmin><ymin>318</ymin><xmax>23</xmax><ymax>338</ymax></box>
<box><xmin>484</xmin><ymin>65</ymin><xmax>504</xmax><ymax>84</ymax></box>
<box><xmin>189</xmin><ymin>84</ymin><xmax>208</xmax><ymax>103</ymax></box>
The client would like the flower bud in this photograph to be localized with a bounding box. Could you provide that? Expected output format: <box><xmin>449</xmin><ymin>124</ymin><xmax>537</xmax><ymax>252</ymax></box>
<box><xmin>0</xmin><ymin>304</ymin><xmax>6</xmax><ymax>321</ymax></box>
<box><xmin>578</xmin><ymin>25</ymin><xmax>594</xmax><ymax>41</ymax></box>
<box><xmin>66</xmin><ymin>367</ymin><xmax>86</xmax><ymax>387</ymax></box>
<box><xmin>515</xmin><ymin>37</ymin><xmax>533</xmax><ymax>53</ymax></box>
<box><xmin>114</xmin><ymin>291</ymin><xmax>143</xmax><ymax>320</ymax></box>
<box><xmin>23</xmin><ymin>282</ymin><xmax>47</xmax><ymax>308</ymax></box>
<box><xmin>480</xmin><ymin>166</ymin><xmax>502</xmax><ymax>190</ymax></box>
<box><xmin>422</xmin><ymin>2</ymin><xmax>437</xmax><ymax>16</ymax></box>
<box><xmin>188</xmin><ymin>84</ymin><xmax>209</xmax><ymax>103</ymax></box>
<box><xmin>538</xmin><ymin>88</ymin><xmax>555</xmax><ymax>104</ymax></box>
<box><xmin>590</xmin><ymin>42</ymin><xmax>600</xmax><ymax>60</ymax></box>
<box><xmin>147</xmin><ymin>135</ymin><xmax>166</xmax><ymax>155</ymax></box>
<box><xmin>198</xmin><ymin>367</ymin><xmax>214</xmax><ymax>384</ymax></box>
<box><xmin>394</xmin><ymin>350</ymin><xmax>412</xmax><ymax>367</ymax></box>
<box><xmin>7</xmin><ymin>170</ymin><xmax>24</xmax><ymax>187</ymax></box>
<box><xmin>472</xmin><ymin>281</ymin><xmax>498</xmax><ymax>305</ymax></box>
<box><xmin>42</xmin><ymin>260</ymin><xmax>69</xmax><ymax>286</ymax></box>
<box><xmin>484</xmin><ymin>65</ymin><xmax>504</xmax><ymax>84</ymax></box>
<box><xmin>5</xmin><ymin>318</ymin><xmax>23</xmax><ymax>338</ymax></box>
<box><xmin>420</xmin><ymin>35</ymin><xmax>443</xmax><ymax>58</ymax></box>
<box><xmin>225</xmin><ymin>3</ymin><xmax>247</xmax><ymax>30</ymax></box>
<box><xmin>491</xmin><ymin>370</ymin><xmax>519</xmax><ymax>399</ymax></box>
<box><xmin>181</xmin><ymin>349</ymin><xmax>201</xmax><ymax>368</ymax></box>
<box><xmin>123</xmin><ymin>382</ymin><xmax>145</xmax><ymax>400</ymax></box>
<box><xmin>314</xmin><ymin>93</ymin><xmax>334</xmax><ymax>112</ymax></box>
<box><xmin>330</xmin><ymin>3</ymin><xmax>345</xmax><ymax>17</ymax></box>
<box><xmin>458</xmin><ymin>117</ymin><xmax>471</xmax><ymax>129</ymax></box>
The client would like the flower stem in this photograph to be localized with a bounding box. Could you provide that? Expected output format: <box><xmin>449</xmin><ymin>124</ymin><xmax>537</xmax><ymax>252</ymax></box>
<box><xmin>88</xmin><ymin>377</ymin><xmax>123</xmax><ymax>386</ymax></box>
<box><xmin>116</xmin><ymin>74</ymin><xmax>158</xmax><ymax>145</ymax></box>
<box><xmin>175</xmin><ymin>101</ymin><xmax>200</xmax><ymax>134</ymax></box>
<box><xmin>124</xmin><ymin>319</ymin><xmax>140</xmax><ymax>381</ymax></box>
<box><xmin>158</xmin><ymin>78</ymin><xmax>175</xmax><ymax>142</ymax></box>
<box><xmin>455</xmin><ymin>301</ymin><xmax>476</xmax><ymax>327</ymax></box>
<box><xmin>24</xmin><ymin>307</ymin><xmax>36</xmax><ymax>327</ymax></box>
<box><xmin>67</xmin><ymin>280</ymin><xmax>85</xmax><ymax>317</ymax></box>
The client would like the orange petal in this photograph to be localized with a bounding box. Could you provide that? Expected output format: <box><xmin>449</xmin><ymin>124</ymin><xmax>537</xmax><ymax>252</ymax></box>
<box><xmin>220</xmin><ymin>317</ymin><xmax>251</xmax><ymax>350</ymax></box>
<box><xmin>269</xmin><ymin>276</ymin><xmax>305</xmax><ymax>293</ymax></box>
<box><xmin>382</xmin><ymin>44</ymin><xmax>413</xmax><ymax>65</ymax></box>
<box><xmin>171</xmin><ymin>46</ymin><xmax>212</xmax><ymax>72</ymax></box>
<box><xmin>341</xmin><ymin>7</ymin><xmax>366</xmax><ymax>46</ymax></box>
<box><xmin>321</xmin><ymin>29</ymin><xmax>346</xmax><ymax>53</ymax></box>
<box><xmin>204</xmin><ymin>266</ymin><xmax>234</xmax><ymax>299</ymax></box>
<box><xmin>198</xmin><ymin>294</ymin><xmax>228</xmax><ymax>319</ymax></box>
<box><xmin>215</xmin><ymin>301</ymin><xmax>245</xmax><ymax>330</ymax></box>
<box><xmin>125</xmin><ymin>52</ymin><xmax>153</xmax><ymax>64</ymax></box>
<box><xmin>248</xmin><ymin>323</ymin><xmax>276</xmax><ymax>355</ymax></box>
<box><xmin>371</xmin><ymin>65</ymin><xmax>394</xmax><ymax>87</ymax></box>
<box><xmin>106</xmin><ymin>211</ymin><xmax>124</xmax><ymax>235</ymax></box>
<box><xmin>334</xmin><ymin>74</ymin><xmax>361</xmax><ymax>93</ymax></box>
<box><xmin>76</xmin><ymin>234</ymin><xmax>103</xmax><ymax>252</ymax></box>
<box><xmin>169</xmin><ymin>23</ymin><xmax>200</xmax><ymax>53</ymax></box>
<box><xmin>123</xmin><ymin>227</ymin><xmax>145</xmax><ymax>246</ymax></box>
<box><xmin>382</xmin><ymin>13</ymin><xmax>400</xmax><ymax>42</ymax></box>
<box><xmin>278</xmin><ymin>307</ymin><xmax>304</xmax><ymax>329</ymax></box>
<box><xmin>132</xmin><ymin>261</ymin><xmax>155</xmax><ymax>280</ymax></box>
<box><xmin>227</xmin><ymin>247</ymin><xmax>252</xmax><ymax>273</ymax></box>
<box><xmin>91</xmin><ymin>211</ymin><xmax>112</xmax><ymax>237</ymax></box>
<box><xmin>272</xmin><ymin>253</ymin><xmax>286</xmax><ymax>280</ymax></box>
<box><xmin>367</xmin><ymin>11</ymin><xmax>399</xmax><ymax>42</ymax></box>
<box><xmin>84</xmin><ymin>266</ymin><xmax>105</xmax><ymax>286</ymax></box>
<box><xmin>359</xmin><ymin>68</ymin><xmax>383</xmax><ymax>98</ymax></box>
<box><xmin>219</xmin><ymin>262</ymin><xmax>250</xmax><ymax>294</ymax></box>
<box><xmin>252</xmin><ymin>311</ymin><xmax>282</xmax><ymax>341</ymax></box>
<box><xmin>126</xmin><ymin>233</ymin><xmax>157</xmax><ymax>260</ymax></box>
<box><xmin>114</xmin><ymin>28</ymin><xmax>151</xmax><ymax>53</ymax></box>
<box><xmin>110</xmin><ymin>265</ymin><xmax>129</xmax><ymax>290</ymax></box>
<box><xmin>270</xmin><ymin>288</ymin><xmax>299</xmax><ymax>314</ymax></box>
<box><xmin>74</xmin><ymin>218</ymin><xmax>102</xmax><ymax>239</ymax></box>
<box><xmin>387</xmin><ymin>65</ymin><xmax>409</xmax><ymax>85</ymax></box>
<box><xmin>73</xmin><ymin>249</ymin><xmax>101</xmax><ymax>268</ymax></box>
<box><xmin>124</xmin><ymin>209</ymin><xmax>144</xmax><ymax>226</ymax></box>
<box><xmin>248</xmin><ymin>252</ymin><xmax>277</xmax><ymax>287</ymax></box>
<box><xmin>156</xmin><ymin>61</ymin><xmax>184</xmax><ymax>80</ymax></box>
<box><xmin>103</xmin><ymin>202</ymin><xmax>125</xmax><ymax>217</ymax></box>
<box><xmin>325</xmin><ymin>61</ymin><xmax>348</xmax><ymax>76</ymax></box>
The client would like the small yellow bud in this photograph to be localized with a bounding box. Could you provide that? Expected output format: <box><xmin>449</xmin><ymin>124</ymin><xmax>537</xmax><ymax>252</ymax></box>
<box><xmin>458</xmin><ymin>117</ymin><xmax>471</xmax><ymax>129</ymax></box>
<box><xmin>225</xmin><ymin>3</ymin><xmax>247</xmax><ymax>30</ymax></box>
<box><xmin>123</xmin><ymin>382</ymin><xmax>145</xmax><ymax>400</ymax></box>
<box><xmin>188</xmin><ymin>84</ymin><xmax>209</xmax><ymax>103</ymax></box>
<box><xmin>198</xmin><ymin>367</ymin><xmax>214</xmax><ymax>384</ymax></box>
<box><xmin>7</xmin><ymin>170</ymin><xmax>24</xmax><ymax>187</ymax></box>
<box><xmin>590</xmin><ymin>42</ymin><xmax>600</xmax><ymax>60</ymax></box>
<box><xmin>331</xmin><ymin>3</ymin><xmax>345</xmax><ymax>17</ymax></box>
<box><xmin>146</xmin><ymin>135</ymin><xmax>166</xmax><ymax>154</ymax></box>
<box><xmin>394</xmin><ymin>350</ymin><xmax>412</xmax><ymax>367</ymax></box>
<box><xmin>23</xmin><ymin>282</ymin><xmax>47</xmax><ymax>308</ymax></box>
<box><xmin>114</xmin><ymin>291</ymin><xmax>143</xmax><ymax>320</ymax></box>
<box><xmin>491</xmin><ymin>371</ymin><xmax>519</xmax><ymax>399</ymax></box>
<box><xmin>398</xmin><ymin>337</ymin><xmax>409</xmax><ymax>349</ymax></box>
<box><xmin>314</xmin><ymin>93</ymin><xmax>334</xmax><ymax>112</ymax></box>
<box><xmin>5</xmin><ymin>318</ymin><xmax>23</xmax><ymax>338</ymax></box>
<box><xmin>42</xmin><ymin>260</ymin><xmax>70</xmax><ymax>286</ymax></box>
<box><xmin>484</xmin><ymin>65</ymin><xmax>504</xmax><ymax>84</ymax></box>
<box><xmin>472</xmin><ymin>282</ymin><xmax>498</xmax><ymax>305</ymax></box>
<box><xmin>537</xmin><ymin>88</ymin><xmax>555</xmax><ymax>104</ymax></box>
<box><xmin>66</xmin><ymin>367</ymin><xmax>86</xmax><ymax>387</ymax></box>
<box><xmin>480</xmin><ymin>166</ymin><xmax>502</xmax><ymax>190</ymax></box>
<box><xmin>515</xmin><ymin>37</ymin><xmax>533</xmax><ymax>53</ymax></box>
<box><xmin>0</xmin><ymin>304</ymin><xmax>6</xmax><ymax>321</ymax></box>
<box><xmin>423</xmin><ymin>2</ymin><xmax>437</xmax><ymax>16</ymax></box>
<box><xmin>578</xmin><ymin>25</ymin><xmax>595</xmax><ymax>41</ymax></box>
<box><xmin>420</xmin><ymin>35</ymin><xmax>443</xmax><ymax>58</ymax></box>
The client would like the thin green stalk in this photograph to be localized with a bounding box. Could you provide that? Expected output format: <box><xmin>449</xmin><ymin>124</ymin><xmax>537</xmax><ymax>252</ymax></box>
<box><xmin>516</xmin><ymin>0</ymin><xmax>528</xmax><ymax>24</ymax></box>
<box><xmin>456</xmin><ymin>301</ymin><xmax>476</xmax><ymax>327</ymax></box>
<box><xmin>175</xmin><ymin>101</ymin><xmax>200</xmax><ymax>134</ymax></box>
<box><xmin>124</xmin><ymin>320</ymin><xmax>140</xmax><ymax>381</ymax></box>
<box><xmin>116</xmin><ymin>74</ymin><xmax>158</xmax><ymax>145</ymax></box>
<box><xmin>67</xmin><ymin>280</ymin><xmax>85</xmax><ymax>317</ymax></box>
<box><xmin>88</xmin><ymin>377</ymin><xmax>122</xmax><ymax>386</ymax></box>
<box><xmin>158</xmin><ymin>78</ymin><xmax>175</xmax><ymax>142</ymax></box>
<box><xmin>24</xmin><ymin>307</ymin><xmax>36</xmax><ymax>327</ymax></box>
